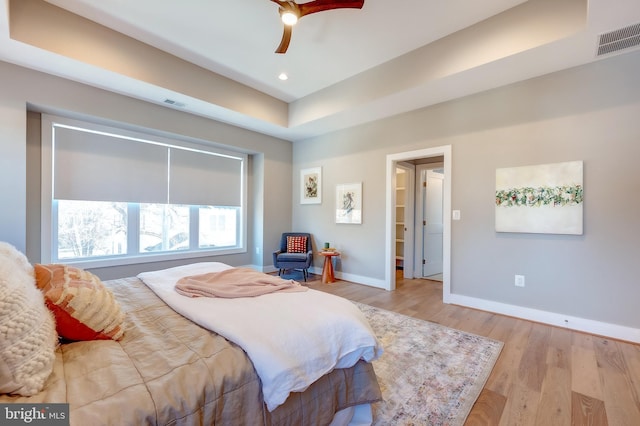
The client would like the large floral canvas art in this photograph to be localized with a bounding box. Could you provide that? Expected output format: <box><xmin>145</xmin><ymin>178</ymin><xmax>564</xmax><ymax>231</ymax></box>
<box><xmin>495</xmin><ymin>161</ymin><xmax>583</xmax><ymax>234</ymax></box>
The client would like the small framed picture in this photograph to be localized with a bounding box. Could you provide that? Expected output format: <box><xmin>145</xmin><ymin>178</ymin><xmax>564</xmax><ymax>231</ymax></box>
<box><xmin>300</xmin><ymin>167</ymin><xmax>322</xmax><ymax>204</ymax></box>
<box><xmin>336</xmin><ymin>182</ymin><xmax>362</xmax><ymax>224</ymax></box>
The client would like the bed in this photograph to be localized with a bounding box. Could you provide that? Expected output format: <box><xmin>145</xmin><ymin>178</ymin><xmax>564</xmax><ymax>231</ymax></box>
<box><xmin>0</xmin><ymin>255</ymin><xmax>382</xmax><ymax>426</ymax></box>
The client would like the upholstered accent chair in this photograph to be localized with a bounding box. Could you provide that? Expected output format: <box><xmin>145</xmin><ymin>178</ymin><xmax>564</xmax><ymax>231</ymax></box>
<box><xmin>273</xmin><ymin>232</ymin><xmax>313</xmax><ymax>281</ymax></box>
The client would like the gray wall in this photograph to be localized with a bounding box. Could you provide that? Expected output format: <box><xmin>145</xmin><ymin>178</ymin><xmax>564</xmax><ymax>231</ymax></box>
<box><xmin>0</xmin><ymin>60</ymin><xmax>293</xmax><ymax>279</ymax></box>
<box><xmin>293</xmin><ymin>50</ymin><xmax>640</xmax><ymax>329</ymax></box>
<box><xmin>2</xmin><ymin>49</ymin><xmax>638</xmax><ymax>330</ymax></box>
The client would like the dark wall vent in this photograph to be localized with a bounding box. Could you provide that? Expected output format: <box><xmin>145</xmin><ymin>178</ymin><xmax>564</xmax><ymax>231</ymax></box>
<box><xmin>597</xmin><ymin>22</ymin><xmax>640</xmax><ymax>56</ymax></box>
<box><xmin>163</xmin><ymin>98</ymin><xmax>186</xmax><ymax>108</ymax></box>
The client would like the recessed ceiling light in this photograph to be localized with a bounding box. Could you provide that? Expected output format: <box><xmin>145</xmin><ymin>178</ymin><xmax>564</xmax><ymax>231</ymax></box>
<box><xmin>278</xmin><ymin>73</ymin><xmax>289</xmax><ymax>81</ymax></box>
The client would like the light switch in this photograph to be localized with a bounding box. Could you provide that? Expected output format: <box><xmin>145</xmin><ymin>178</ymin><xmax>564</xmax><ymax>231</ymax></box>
<box><xmin>452</xmin><ymin>210</ymin><xmax>461</xmax><ymax>220</ymax></box>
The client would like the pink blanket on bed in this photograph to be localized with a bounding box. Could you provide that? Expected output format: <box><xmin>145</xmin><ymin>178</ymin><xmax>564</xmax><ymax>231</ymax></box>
<box><xmin>175</xmin><ymin>268</ymin><xmax>308</xmax><ymax>298</ymax></box>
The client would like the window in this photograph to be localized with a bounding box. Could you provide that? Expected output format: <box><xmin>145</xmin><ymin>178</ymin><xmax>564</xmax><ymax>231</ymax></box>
<box><xmin>139</xmin><ymin>204</ymin><xmax>190</xmax><ymax>253</ymax></box>
<box><xmin>42</xmin><ymin>115</ymin><xmax>247</xmax><ymax>267</ymax></box>
<box><xmin>56</xmin><ymin>200</ymin><xmax>128</xmax><ymax>259</ymax></box>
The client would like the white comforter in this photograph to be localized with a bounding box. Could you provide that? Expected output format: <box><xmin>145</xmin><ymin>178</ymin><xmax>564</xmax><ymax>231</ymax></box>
<box><xmin>137</xmin><ymin>262</ymin><xmax>382</xmax><ymax>411</ymax></box>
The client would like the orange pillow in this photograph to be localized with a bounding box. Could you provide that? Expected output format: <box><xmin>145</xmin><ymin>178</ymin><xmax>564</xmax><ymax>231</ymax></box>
<box><xmin>34</xmin><ymin>264</ymin><xmax>125</xmax><ymax>341</ymax></box>
<box><xmin>286</xmin><ymin>236</ymin><xmax>308</xmax><ymax>253</ymax></box>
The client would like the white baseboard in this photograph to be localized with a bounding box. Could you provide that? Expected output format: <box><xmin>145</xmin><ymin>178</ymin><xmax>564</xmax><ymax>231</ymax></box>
<box><xmin>255</xmin><ymin>264</ymin><xmax>277</xmax><ymax>274</ymax></box>
<box><xmin>243</xmin><ymin>264</ymin><xmax>639</xmax><ymax>343</ymax></box>
<box><xmin>308</xmin><ymin>266</ymin><xmax>388</xmax><ymax>289</ymax></box>
<box><xmin>448</xmin><ymin>293</ymin><xmax>640</xmax><ymax>344</ymax></box>
<box><xmin>256</xmin><ymin>264</ymin><xmax>388</xmax><ymax>289</ymax></box>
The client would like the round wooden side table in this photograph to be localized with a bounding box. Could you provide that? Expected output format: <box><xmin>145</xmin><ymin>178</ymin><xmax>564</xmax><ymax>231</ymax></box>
<box><xmin>318</xmin><ymin>251</ymin><xmax>340</xmax><ymax>284</ymax></box>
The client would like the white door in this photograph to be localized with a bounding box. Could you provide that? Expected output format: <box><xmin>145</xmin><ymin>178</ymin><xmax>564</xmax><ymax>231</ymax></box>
<box><xmin>420</xmin><ymin>167</ymin><xmax>444</xmax><ymax>277</ymax></box>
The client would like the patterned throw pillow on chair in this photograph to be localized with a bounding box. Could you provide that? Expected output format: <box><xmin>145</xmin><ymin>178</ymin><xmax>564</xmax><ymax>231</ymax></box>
<box><xmin>286</xmin><ymin>236</ymin><xmax>308</xmax><ymax>253</ymax></box>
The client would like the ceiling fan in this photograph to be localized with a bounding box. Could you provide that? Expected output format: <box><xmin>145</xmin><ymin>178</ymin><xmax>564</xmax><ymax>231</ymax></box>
<box><xmin>270</xmin><ymin>0</ymin><xmax>365</xmax><ymax>54</ymax></box>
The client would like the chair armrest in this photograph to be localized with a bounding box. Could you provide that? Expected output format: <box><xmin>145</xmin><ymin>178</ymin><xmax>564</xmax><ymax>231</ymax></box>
<box><xmin>273</xmin><ymin>250</ymin><xmax>282</xmax><ymax>266</ymax></box>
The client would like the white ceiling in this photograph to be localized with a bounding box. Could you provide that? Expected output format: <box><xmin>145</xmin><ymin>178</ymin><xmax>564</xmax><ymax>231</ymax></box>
<box><xmin>1</xmin><ymin>0</ymin><xmax>640</xmax><ymax>141</ymax></box>
<box><xmin>41</xmin><ymin>0</ymin><xmax>531</xmax><ymax>101</ymax></box>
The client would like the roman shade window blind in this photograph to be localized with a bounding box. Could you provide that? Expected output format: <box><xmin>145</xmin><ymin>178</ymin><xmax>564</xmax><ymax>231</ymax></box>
<box><xmin>51</xmin><ymin>123</ymin><xmax>244</xmax><ymax>207</ymax></box>
<box><xmin>169</xmin><ymin>147</ymin><xmax>242</xmax><ymax>207</ymax></box>
<box><xmin>53</xmin><ymin>126</ymin><xmax>169</xmax><ymax>203</ymax></box>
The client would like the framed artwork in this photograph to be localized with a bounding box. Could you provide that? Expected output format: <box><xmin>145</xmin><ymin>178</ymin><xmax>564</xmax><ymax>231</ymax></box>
<box><xmin>495</xmin><ymin>161</ymin><xmax>583</xmax><ymax>234</ymax></box>
<box><xmin>336</xmin><ymin>182</ymin><xmax>362</xmax><ymax>224</ymax></box>
<box><xmin>300</xmin><ymin>167</ymin><xmax>322</xmax><ymax>204</ymax></box>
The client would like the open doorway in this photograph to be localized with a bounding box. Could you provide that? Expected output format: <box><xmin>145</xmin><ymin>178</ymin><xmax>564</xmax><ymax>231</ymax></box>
<box><xmin>394</xmin><ymin>163</ymin><xmax>415</xmax><ymax>279</ymax></box>
<box><xmin>385</xmin><ymin>146</ymin><xmax>451</xmax><ymax>302</ymax></box>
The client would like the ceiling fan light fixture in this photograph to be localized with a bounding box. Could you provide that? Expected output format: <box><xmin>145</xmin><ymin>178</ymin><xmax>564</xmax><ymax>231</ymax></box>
<box><xmin>270</xmin><ymin>0</ymin><xmax>366</xmax><ymax>53</ymax></box>
<box><xmin>281</xmin><ymin>11</ymin><xmax>298</xmax><ymax>25</ymax></box>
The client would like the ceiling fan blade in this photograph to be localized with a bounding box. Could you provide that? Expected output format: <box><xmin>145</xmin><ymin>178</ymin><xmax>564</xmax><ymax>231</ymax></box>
<box><xmin>298</xmin><ymin>0</ymin><xmax>364</xmax><ymax>17</ymax></box>
<box><xmin>270</xmin><ymin>0</ymin><xmax>289</xmax><ymax>7</ymax></box>
<box><xmin>275</xmin><ymin>25</ymin><xmax>293</xmax><ymax>54</ymax></box>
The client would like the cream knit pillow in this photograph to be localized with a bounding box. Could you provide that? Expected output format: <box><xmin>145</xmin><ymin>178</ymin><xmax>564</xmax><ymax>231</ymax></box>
<box><xmin>0</xmin><ymin>242</ymin><xmax>57</xmax><ymax>396</ymax></box>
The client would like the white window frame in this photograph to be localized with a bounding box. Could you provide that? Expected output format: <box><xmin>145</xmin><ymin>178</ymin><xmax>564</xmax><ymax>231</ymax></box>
<box><xmin>41</xmin><ymin>114</ymin><xmax>248</xmax><ymax>268</ymax></box>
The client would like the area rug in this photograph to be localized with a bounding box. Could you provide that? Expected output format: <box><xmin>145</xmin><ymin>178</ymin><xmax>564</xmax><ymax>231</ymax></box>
<box><xmin>356</xmin><ymin>302</ymin><xmax>503</xmax><ymax>426</ymax></box>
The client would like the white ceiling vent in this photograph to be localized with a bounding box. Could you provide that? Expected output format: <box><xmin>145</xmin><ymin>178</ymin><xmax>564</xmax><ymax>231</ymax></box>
<box><xmin>597</xmin><ymin>22</ymin><xmax>640</xmax><ymax>56</ymax></box>
<box><xmin>163</xmin><ymin>98</ymin><xmax>186</xmax><ymax>108</ymax></box>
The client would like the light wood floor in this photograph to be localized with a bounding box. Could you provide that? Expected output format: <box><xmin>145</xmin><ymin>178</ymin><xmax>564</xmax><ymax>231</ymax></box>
<box><xmin>300</xmin><ymin>271</ymin><xmax>640</xmax><ymax>425</ymax></box>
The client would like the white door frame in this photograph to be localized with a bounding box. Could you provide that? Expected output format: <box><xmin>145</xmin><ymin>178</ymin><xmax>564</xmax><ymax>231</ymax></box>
<box><xmin>385</xmin><ymin>145</ymin><xmax>451</xmax><ymax>303</ymax></box>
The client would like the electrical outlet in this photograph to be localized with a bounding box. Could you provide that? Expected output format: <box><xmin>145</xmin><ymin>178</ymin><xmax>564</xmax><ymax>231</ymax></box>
<box><xmin>255</xmin><ymin>247</ymin><xmax>260</xmax><ymax>255</ymax></box>
<box><xmin>515</xmin><ymin>275</ymin><xmax>525</xmax><ymax>287</ymax></box>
